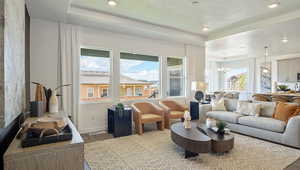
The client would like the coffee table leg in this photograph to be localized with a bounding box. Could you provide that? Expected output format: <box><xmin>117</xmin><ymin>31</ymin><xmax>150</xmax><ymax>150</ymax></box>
<box><xmin>185</xmin><ymin>150</ymin><xmax>199</xmax><ymax>158</ymax></box>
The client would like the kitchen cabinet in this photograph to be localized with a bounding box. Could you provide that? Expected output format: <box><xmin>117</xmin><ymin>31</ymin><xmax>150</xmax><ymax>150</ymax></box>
<box><xmin>278</xmin><ymin>58</ymin><xmax>300</xmax><ymax>82</ymax></box>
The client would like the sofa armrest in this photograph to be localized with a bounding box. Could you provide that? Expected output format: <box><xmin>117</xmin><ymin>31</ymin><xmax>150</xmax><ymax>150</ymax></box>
<box><xmin>283</xmin><ymin>115</ymin><xmax>300</xmax><ymax>148</ymax></box>
<box><xmin>199</xmin><ymin>104</ymin><xmax>212</xmax><ymax>123</ymax></box>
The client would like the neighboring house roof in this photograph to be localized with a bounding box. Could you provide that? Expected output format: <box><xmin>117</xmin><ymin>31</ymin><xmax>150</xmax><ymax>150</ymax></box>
<box><xmin>80</xmin><ymin>71</ymin><xmax>151</xmax><ymax>85</ymax></box>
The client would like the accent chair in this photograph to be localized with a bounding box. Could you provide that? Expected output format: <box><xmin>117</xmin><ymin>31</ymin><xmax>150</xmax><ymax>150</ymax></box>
<box><xmin>132</xmin><ymin>102</ymin><xmax>165</xmax><ymax>135</ymax></box>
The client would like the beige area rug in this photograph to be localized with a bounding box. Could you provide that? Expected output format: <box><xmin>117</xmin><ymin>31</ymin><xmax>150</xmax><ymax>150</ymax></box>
<box><xmin>85</xmin><ymin>130</ymin><xmax>300</xmax><ymax>170</ymax></box>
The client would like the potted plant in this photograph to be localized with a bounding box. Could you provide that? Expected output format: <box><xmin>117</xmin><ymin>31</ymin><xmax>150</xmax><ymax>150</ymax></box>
<box><xmin>216</xmin><ymin>121</ymin><xmax>227</xmax><ymax>137</ymax></box>
<box><xmin>115</xmin><ymin>103</ymin><xmax>125</xmax><ymax>117</ymax></box>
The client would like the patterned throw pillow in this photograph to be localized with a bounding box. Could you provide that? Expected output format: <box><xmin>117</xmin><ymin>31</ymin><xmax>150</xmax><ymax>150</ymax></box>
<box><xmin>211</xmin><ymin>98</ymin><xmax>226</xmax><ymax>111</ymax></box>
<box><xmin>236</xmin><ymin>101</ymin><xmax>261</xmax><ymax>117</ymax></box>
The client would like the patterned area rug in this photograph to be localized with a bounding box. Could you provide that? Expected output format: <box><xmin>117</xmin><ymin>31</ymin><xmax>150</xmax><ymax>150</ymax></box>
<box><xmin>85</xmin><ymin>130</ymin><xmax>300</xmax><ymax>170</ymax></box>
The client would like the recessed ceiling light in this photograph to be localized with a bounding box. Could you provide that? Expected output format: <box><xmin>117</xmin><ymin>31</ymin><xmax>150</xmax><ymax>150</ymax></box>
<box><xmin>282</xmin><ymin>37</ymin><xmax>288</xmax><ymax>43</ymax></box>
<box><xmin>202</xmin><ymin>26</ymin><xmax>209</xmax><ymax>32</ymax></box>
<box><xmin>192</xmin><ymin>1</ymin><xmax>199</xmax><ymax>5</ymax></box>
<box><xmin>107</xmin><ymin>0</ymin><xmax>117</xmax><ymax>6</ymax></box>
<box><xmin>268</xmin><ymin>1</ymin><xmax>280</xmax><ymax>8</ymax></box>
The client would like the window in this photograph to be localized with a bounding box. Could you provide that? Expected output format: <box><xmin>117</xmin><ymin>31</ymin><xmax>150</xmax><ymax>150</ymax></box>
<box><xmin>87</xmin><ymin>88</ymin><xmax>94</xmax><ymax>98</ymax></box>
<box><xmin>135</xmin><ymin>87</ymin><xmax>142</xmax><ymax>96</ymax></box>
<box><xmin>224</xmin><ymin>68</ymin><xmax>248</xmax><ymax>91</ymax></box>
<box><xmin>120</xmin><ymin>52</ymin><xmax>159</xmax><ymax>100</ymax></box>
<box><xmin>167</xmin><ymin>57</ymin><xmax>185</xmax><ymax>97</ymax></box>
<box><xmin>80</xmin><ymin>48</ymin><xmax>111</xmax><ymax>101</ymax></box>
<box><xmin>101</xmin><ymin>88</ymin><xmax>108</xmax><ymax>97</ymax></box>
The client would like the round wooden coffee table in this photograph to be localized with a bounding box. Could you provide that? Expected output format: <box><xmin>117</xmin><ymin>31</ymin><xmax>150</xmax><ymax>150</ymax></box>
<box><xmin>170</xmin><ymin>122</ymin><xmax>211</xmax><ymax>158</ymax></box>
<box><xmin>197</xmin><ymin>124</ymin><xmax>234</xmax><ymax>153</ymax></box>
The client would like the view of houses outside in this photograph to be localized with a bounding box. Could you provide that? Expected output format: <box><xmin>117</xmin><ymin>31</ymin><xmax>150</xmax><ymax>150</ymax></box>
<box><xmin>224</xmin><ymin>68</ymin><xmax>247</xmax><ymax>91</ymax></box>
<box><xmin>80</xmin><ymin>49</ymin><xmax>184</xmax><ymax>102</ymax></box>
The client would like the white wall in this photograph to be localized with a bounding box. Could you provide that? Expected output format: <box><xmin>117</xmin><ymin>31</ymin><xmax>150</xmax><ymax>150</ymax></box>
<box><xmin>30</xmin><ymin>19</ymin><xmax>59</xmax><ymax>99</ymax></box>
<box><xmin>30</xmin><ymin>18</ymin><xmax>206</xmax><ymax>133</ymax></box>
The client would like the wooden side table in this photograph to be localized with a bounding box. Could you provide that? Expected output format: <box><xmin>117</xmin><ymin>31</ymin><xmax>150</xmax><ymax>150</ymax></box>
<box><xmin>108</xmin><ymin>107</ymin><xmax>132</xmax><ymax>137</ymax></box>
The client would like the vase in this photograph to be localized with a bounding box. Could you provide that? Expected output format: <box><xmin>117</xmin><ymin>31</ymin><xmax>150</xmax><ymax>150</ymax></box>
<box><xmin>49</xmin><ymin>90</ymin><xmax>59</xmax><ymax>113</ymax></box>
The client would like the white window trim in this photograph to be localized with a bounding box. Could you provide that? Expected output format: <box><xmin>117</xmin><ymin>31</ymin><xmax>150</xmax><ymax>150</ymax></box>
<box><xmin>79</xmin><ymin>47</ymin><xmax>188</xmax><ymax>103</ymax></box>
<box><xmin>166</xmin><ymin>56</ymin><xmax>186</xmax><ymax>98</ymax></box>
<box><xmin>87</xmin><ymin>88</ymin><xmax>94</xmax><ymax>98</ymax></box>
<box><xmin>119</xmin><ymin>50</ymin><xmax>162</xmax><ymax>100</ymax></box>
<box><xmin>79</xmin><ymin>46</ymin><xmax>113</xmax><ymax>103</ymax></box>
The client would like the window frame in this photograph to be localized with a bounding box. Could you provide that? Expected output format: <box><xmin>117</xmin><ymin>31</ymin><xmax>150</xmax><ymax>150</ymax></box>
<box><xmin>119</xmin><ymin>50</ymin><xmax>162</xmax><ymax>101</ymax></box>
<box><xmin>79</xmin><ymin>46</ymin><xmax>113</xmax><ymax>104</ymax></box>
<box><xmin>87</xmin><ymin>88</ymin><xmax>94</xmax><ymax>98</ymax></box>
<box><xmin>166</xmin><ymin>56</ymin><xmax>186</xmax><ymax>98</ymax></box>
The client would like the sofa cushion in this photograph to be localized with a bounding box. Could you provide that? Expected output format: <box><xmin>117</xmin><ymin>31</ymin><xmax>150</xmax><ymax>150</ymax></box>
<box><xmin>224</xmin><ymin>98</ymin><xmax>238</xmax><ymax>112</ymax></box>
<box><xmin>253</xmin><ymin>101</ymin><xmax>277</xmax><ymax>117</ymax></box>
<box><xmin>211</xmin><ymin>98</ymin><xmax>226</xmax><ymax>111</ymax></box>
<box><xmin>238</xmin><ymin>116</ymin><xmax>286</xmax><ymax>133</ymax></box>
<box><xmin>273</xmin><ymin>102</ymin><xmax>298</xmax><ymax>122</ymax></box>
<box><xmin>207</xmin><ymin>111</ymin><xmax>244</xmax><ymax>123</ymax></box>
<box><xmin>236</xmin><ymin>101</ymin><xmax>261</xmax><ymax>116</ymax></box>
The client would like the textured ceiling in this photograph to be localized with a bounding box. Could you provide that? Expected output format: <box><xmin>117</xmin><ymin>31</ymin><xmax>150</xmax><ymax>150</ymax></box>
<box><xmin>206</xmin><ymin>18</ymin><xmax>300</xmax><ymax>59</ymax></box>
<box><xmin>71</xmin><ymin>0</ymin><xmax>300</xmax><ymax>35</ymax></box>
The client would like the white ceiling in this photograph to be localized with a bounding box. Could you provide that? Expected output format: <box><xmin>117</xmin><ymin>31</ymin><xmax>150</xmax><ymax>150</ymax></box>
<box><xmin>70</xmin><ymin>0</ymin><xmax>300</xmax><ymax>36</ymax></box>
<box><xmin>206</xmin><ymin>18</ymin><xmax>300</xmax><ymax>60</ymax></box>
<box><xmin>26</xmin><ymin>0</ymin><xmax>300</xmax><ymax>59</ymax></box>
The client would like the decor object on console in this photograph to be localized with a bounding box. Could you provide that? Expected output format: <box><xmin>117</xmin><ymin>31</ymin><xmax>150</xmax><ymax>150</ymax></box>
<box><xmin>108</xmin><ymin>104</ymin><xmax>132</xmax><ymax>137</ymax></box>
<box><xmin>191</xmin><ymin>81</ymin><xmax>207</xmax><ymax>103</ymax></box>
<box><xmin>159</xmin><ymin>100</ymin><xmax>187</xmax><ymax>128</ymax></box>
<box><xmin>132</xmin><ymin>102</ymin><xmax>164</xmax><ymax>135</ymax></box>
<box><xmin>49</xmin><ymin>90</ymin><xmax>59</xmax><ymax>113</ymax></box>
<box><xmin>49</xmin><ymin>84</ymin><xmax>72</xmax><ymax>113</ymax></box>
<box><xmin>183</xmin><ymin>111</ymin><xmax>192</xmax><ymax>129</ymax></box>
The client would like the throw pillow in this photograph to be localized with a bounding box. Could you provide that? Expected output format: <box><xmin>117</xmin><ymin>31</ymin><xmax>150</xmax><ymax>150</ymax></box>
<box><xmin>253</xmin><ymin>101</ymin><xmax>277</xmax><ymax>117</ymax></box>
<box><xmin>236</xmin><ymin>101</ymin><xmax>261</xmax><ymax>116</ymax></box>
<box><xmin>211</xmin><ymin>98</ymin><xmax>226</xmax><ymax>111</ymax></box>
<box><xmin>236</xmin><ymin>101</ymin><xmax>248</xmax><ymax>114</ymax></box>
<box><xmin>273</xmin><ymin>102</ymin><xmax>298</xmax><ymax>122</ymax></box>
<box><xmin>248</xmin><ymin>103</ymin><xmax>261</xmax><ymax>117</ymax></box>
<box><xmin>290</xmin><ymin>107</ymin><xmax>300</xmax><ymax>120</ymax></box>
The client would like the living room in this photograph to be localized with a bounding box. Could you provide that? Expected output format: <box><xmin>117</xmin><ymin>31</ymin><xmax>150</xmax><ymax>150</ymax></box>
<box><xmin>1</xmin><ymin>0</ymin><xmax>300</xmax><ymax>170</ymax></box>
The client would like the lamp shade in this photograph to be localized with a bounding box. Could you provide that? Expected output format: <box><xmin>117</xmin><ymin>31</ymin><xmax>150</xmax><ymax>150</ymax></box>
<box><xmin>191</xmin><ymin>81</ymin><xmax>207</xmax><ymax>91</ymax></box>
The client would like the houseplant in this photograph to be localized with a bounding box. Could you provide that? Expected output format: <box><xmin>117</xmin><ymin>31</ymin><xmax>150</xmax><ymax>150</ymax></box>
<box><xmin>216</xmin><ymin>121</ymin><xmax>227</xmax><ymax>137</ymax></box>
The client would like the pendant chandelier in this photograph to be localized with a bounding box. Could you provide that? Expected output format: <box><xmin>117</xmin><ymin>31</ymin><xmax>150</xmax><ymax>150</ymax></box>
<box><xmin>262</xmin><ymin>46</ymin><xmax>270</xmax><ymax>73</ymax></box>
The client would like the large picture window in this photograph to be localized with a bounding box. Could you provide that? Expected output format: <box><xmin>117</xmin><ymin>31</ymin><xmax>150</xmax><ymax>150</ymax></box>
<box><xmin>167</xmin><ymin>57</ymin><xmax>185</xmax><ymax>97</ymax></box>
<box><xmin>80</xmin><ymin>48</ymin><xmax>111</xmax><ymax>102</ymax></box>
<box><xmin>120</xmin><ymin>52</ymin><xmax>160</xmax><ymax>100</ymax></box>
<box><xmin>224</xmin><ymin>68</ymin><xmax>248</xmax><ymax>91</ymax></box>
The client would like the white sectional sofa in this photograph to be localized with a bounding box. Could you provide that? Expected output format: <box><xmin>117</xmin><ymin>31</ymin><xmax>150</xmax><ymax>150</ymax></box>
<box><xmin>199</xmin><ymin>98</ymin><xmax>300</xmax><ymax>148</ymax></box>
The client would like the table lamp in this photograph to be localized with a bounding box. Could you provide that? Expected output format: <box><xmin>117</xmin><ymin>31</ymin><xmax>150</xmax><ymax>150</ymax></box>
<box><xmin>191</xmin><ymin>81</ymin><xmax>207</xmax><ymax>103</ymax></box>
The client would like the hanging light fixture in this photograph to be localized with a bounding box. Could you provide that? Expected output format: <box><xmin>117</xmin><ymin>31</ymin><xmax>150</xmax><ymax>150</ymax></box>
<box><xmin>262</xmin><ymin>46</ymin><xmax>270</xmax><ymax>73</ymax></box>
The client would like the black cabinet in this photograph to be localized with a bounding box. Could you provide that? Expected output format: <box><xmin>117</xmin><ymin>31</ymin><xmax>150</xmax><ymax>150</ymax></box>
<box><xmin>190</xmin><ymin>101</ymin><xmax>199</xmax><ymax>120</ymax></box>
<box><xmin>108</xmin><ymin>107</ymin><xmax>132</xmax><ymax>137</ymax></box>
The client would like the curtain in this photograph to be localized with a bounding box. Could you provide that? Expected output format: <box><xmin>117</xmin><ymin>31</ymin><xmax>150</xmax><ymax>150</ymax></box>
<box><xmin>58</xmin><ymin>23</ymin><xmax>80</xmax><ymax>126</ymax></box>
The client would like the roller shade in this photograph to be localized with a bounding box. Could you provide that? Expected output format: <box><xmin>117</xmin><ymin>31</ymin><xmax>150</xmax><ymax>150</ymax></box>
<box><xmin>81</xmin><ymin>48</ymin><xmax>110</xmax><ymax>58</ymax></box>
<box><xmin>120</xmin><ymin>52</ymin><xmax>159</xmax><ymax>62</ymax></box>
<box><xmin>167</xmin><ymin>57</ymin><xmax>183</xmax><ymax>66</ymax></box>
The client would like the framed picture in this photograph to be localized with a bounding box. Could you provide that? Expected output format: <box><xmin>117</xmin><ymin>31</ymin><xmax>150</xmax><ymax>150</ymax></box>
<box><xmin>297</xmin><ymin>73</ymin><xmax>300</xmax><ymax>82</ymax></box>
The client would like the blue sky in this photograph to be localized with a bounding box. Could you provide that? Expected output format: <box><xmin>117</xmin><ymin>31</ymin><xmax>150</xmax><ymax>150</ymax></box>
<box><xmin>80</xmin><ymin>56</ymin><xmax>159</xmax><ymax>81</ymax></box>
